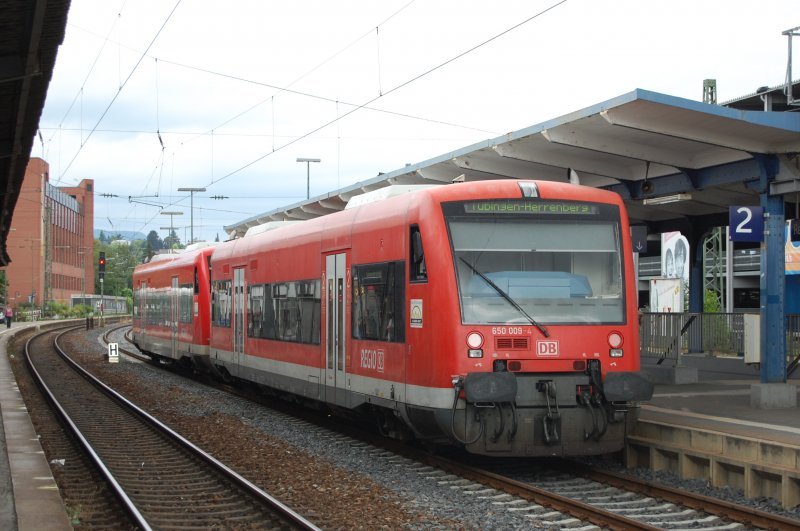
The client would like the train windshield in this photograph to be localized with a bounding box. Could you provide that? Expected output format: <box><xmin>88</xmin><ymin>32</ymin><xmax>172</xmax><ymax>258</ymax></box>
<box><xmin>445</xmin><ymin>200</ymin><xmax>625</xmax><ymax>325</ymax></box>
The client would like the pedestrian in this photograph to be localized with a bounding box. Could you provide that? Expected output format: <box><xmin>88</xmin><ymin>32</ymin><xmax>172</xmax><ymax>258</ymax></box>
<box><xmin>4</xmin><ymin>306</ymin><xmax>12</xmax><ymax>329</ymax></box>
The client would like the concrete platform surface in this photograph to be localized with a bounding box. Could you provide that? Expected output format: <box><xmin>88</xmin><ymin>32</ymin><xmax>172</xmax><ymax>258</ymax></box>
<box><xmin>644</xmin><ymin>379</ymin><xmax>800</xmax><ymax>447</ymax></box>
<box><xmin>632</xmin><ymin>377</ymin><xmax>800</xmax><ymax>508</ymax></box>
<box><xmin>0</xmin><ymin>321</ymin><xmax>71</xmax><ymax>531</ymax></box>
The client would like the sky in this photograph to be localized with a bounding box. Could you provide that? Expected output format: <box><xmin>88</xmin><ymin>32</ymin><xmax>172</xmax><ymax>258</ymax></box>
<box><xmin>37</xmin><ymin>0</ymin><xmax>797</xmax><ymax>244</ymax></box>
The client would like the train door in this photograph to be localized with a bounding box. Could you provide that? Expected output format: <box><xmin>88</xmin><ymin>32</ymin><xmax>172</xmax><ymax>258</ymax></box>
<box><xmin>138</xmin><ymin>281</ymin><xmax>147</xmax><ymax>336</ymax></box>
<box><xmin>171</xmin><ymin>276</ymin><xmax>179</xmax><ymax>359</ymax></box>
<box><xmin>324</xmin><ymin>252</ymin><xmax>348</xmax><ymax>406</ymax></box>
<box><xmin>233</xmin><ymin>267</ymin><xmax>245</xmax><ymax>371</ymax></box>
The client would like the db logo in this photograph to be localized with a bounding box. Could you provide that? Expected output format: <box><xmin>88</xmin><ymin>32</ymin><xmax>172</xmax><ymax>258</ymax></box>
<box><xmin>536</xmin><ymin>340</ymin><xmax>559</xmax><ymax>357</ymax></box>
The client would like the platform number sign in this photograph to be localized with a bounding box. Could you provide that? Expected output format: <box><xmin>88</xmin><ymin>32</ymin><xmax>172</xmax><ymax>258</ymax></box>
<box><xmin>729</xmin><ymin>206</ymin><xmax>764</xmax><ymax>242</ymax></box>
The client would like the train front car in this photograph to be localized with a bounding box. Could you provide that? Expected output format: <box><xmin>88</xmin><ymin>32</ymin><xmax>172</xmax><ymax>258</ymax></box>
<box><xmin>132</xmin><ymin>245</ymin><xmax>215</xmax><ymax>366</ymax></box>
<box><xmin>403</xmin><ymin>180</ymin><xmax>652</xmax><ymax>456</ymax></box>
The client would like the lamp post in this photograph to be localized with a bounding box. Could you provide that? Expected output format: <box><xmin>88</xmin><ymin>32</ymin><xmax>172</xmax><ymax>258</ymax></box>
<box><xmin>23</xmin><ymin>239</ymin><xmax>40</xmax><ymax>320</ymax></box>
<box><xmin>49</xmin><ymin>245</ymin><xmax>71</xmax><ymax>313</ymax></box>
<box><xmin>160</xmin><ymin>226</ymin><xmax>183</xmax><ymax>249</ymax></box>
<box><xmin>177</xmin><ymin>187</ymin><xmax>206</xmax><ymax>244</ymax></box>
<box><xmin>296</xmin><ymin>158</ymin><xmax>321</xmax><ymax>200</ymax></box>
<box><xmin>77</xmin><ymin>250</ymin><xmax>86</xmax><ymax>308</ymax></box>
<box><xmin>161</xmin><ymin>211</ymin><xmax>183</xmax><ymax>250</ymax></box>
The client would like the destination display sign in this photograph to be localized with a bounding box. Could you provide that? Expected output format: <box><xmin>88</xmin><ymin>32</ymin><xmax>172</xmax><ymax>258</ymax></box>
<box><xmin>463</xmin><ymin>201</ymin><xmax>598</xmax><ymax>215</ymax></box>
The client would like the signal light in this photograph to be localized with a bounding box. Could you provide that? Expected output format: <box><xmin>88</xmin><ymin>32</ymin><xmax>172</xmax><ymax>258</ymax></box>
<box><xmin>99</xmin><ymin>252</ymin><xmax>106</xmax><ymax>276</ymax></box>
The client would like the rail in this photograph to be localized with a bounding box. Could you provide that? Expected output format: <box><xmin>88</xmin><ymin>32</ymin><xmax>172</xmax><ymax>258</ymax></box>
<box><xmin>26</xmin><ymin>326</ymin><xmax>320</xmax><ymax>530</ymax></box>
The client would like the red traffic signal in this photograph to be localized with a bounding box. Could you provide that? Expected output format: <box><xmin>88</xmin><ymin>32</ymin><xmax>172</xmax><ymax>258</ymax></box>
<box><xmin>99</xmin><ymin>252</ymin><xmax>106</xmax><ymax>272</ymax></box>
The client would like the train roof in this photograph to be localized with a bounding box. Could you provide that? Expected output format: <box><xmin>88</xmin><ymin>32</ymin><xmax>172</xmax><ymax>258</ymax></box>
<box><xmin>210</xmin><ymin>179</ymin><xmax>626</xmax><ymax>264</ymax></box>
<box><xmin>134</xmin><ymin>244</ymin><xmax>217</xmax><ymax>276</ymax></box>
<box><xmin>225</xmin><ymin>87</ymin><xmax>800</xmax><ymax>239</ymax></box>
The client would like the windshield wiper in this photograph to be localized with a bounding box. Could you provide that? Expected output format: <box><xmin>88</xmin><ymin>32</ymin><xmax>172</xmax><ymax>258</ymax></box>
<box><xmin>459</xmin><ymin>257</ymin><xmax>549</xmax><ymax>337</ymax></box>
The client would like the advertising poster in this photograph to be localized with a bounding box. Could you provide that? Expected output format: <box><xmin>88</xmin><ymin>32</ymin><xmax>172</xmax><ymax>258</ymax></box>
<box><xmin>786</xmin><ymin>221</ymin><xmax>800</xmax><ymax>275</ymax></box>
<box><xmin>650</xmin><ymin>278</ymin><xmax>684</xmax><ymax>313</ymax></box>
<box><xmin>661</xmin><ymin>231</ymin><xmax>690</xmax><ymax>285</ymax></box>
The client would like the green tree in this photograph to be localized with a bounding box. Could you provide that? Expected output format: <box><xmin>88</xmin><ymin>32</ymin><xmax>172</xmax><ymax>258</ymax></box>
<box><xmin>94</xmin><ymin>240</ymin><xmax>146</xmax><ymax>298</ymax></box>
<box><xmin>163</xmin><ymin>229</ymin><xmax>181</xmax><ymax>250</ymax></box>
<box><xmin>0</xmin><ymin>271</ymin><xmax>7</xmax><ymax>306</ymax></box>
<box><xmin>704</xmin><ymin>289</ymin><xmax>722</xmax><ymax>313</ymax></box>
<box><xmin>146</xmin><ymin>230</ymin><xmax>163</xmax><ymax>252</ymax></box>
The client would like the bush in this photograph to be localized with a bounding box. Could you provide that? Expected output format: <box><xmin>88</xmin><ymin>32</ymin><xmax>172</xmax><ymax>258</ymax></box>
<box><xmin>68</xmin><ymin>305</ymin><xmax>94</xmax><ymax>318</ymax></box>
<box><xmin>43</xmin><ymin>301</ymin><xmax>70</xmax><ymax>319</ymax></box>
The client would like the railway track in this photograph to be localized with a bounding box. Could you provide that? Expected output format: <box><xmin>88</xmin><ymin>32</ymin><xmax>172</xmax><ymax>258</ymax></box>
<box><xmin>107</xmin><ymin>324</ymin><xmax>799</xmax><ymax>530</ymax></box>
<box><xmin>26</xmin><ymin>325</ymin><xmax>320</xmax><ymax>530</ymax></box>
<box><xmin>107</xmin><ymin>323</ymin><xmax>150</xmax><ymax>363</ymax></box>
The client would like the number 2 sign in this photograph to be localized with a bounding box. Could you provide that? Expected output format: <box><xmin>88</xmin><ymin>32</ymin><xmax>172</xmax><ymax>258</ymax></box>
<box><xmin>729</xmin><ymin>206</ymin><xmax>764</xmax><ymax>242</ymax></box>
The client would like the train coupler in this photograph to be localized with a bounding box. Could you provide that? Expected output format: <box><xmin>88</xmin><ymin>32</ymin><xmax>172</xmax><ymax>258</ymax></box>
<box><xmin>537</xmin><ymin>380</ymin><xmax>561</xmax><ymax>445</ymax></box>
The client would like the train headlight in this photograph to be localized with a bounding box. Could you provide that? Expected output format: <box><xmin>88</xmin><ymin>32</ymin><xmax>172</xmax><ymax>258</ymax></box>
<box><xmin>608</xmin><ymin>331</ymin><xmax>623</xmax><ymax>348</ymax></box>
<box><xmin>468</xmin><ymin>349</ymin><xmax>484</xmax><ymax>358</ymax></box>
<box><xmin>466</xmin><ymin>332</ymin><xmax>484</xmax><ymax>349</ymax></box>
<box><xmin>518</xmin><ymin>181</ymin><xmax>540</xmax><ymax>198</ymax></box>
<box><xmin>610</xmin><ymin>348</ymin><xmax>623</xmax><ymax>358</ymax></box>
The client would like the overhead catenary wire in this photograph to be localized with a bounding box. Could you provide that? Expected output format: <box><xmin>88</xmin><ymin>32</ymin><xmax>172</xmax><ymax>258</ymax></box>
<box><xmin>73</xmin><ymin>1</ymin><xmax>420</xmax><ymax>162</ymax></box>
<box><xmin>203</xmin><ymin>0</ymin><xmax>569</xmax><ymax>189</ymax></box>
<box><xmin>46</xmin><ymin>0</ymin><xmax>129</xmax><ymax>147</ymax></box>
<box><xmin>156</xmin><ymin>59</ymin><xmax>499</xmax><ymax>138</ymax></box>
<box><xmin>90</xmin><ymin>0</ymin><xmax>426</xmax><ymax>239</ymax></box>
<box><xmin>54</xmin><ymin>0</ymin><xmax>183</xmax><ymax>185</ymax></box>
<box><xmin>70</xmin><ymin>1</ymin><xmax>447</xmax><ymax>239</ymax></box>
<box><xmin>69</xmin><ymin>1</ymin><xmax>568</xmax><ymax>239</ymax></box>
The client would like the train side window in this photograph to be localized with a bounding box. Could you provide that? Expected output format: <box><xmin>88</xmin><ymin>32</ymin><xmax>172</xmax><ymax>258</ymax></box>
<box><xmin>180</xmin><ymin>284</ymin><xmax>193</xmax><ymax>323</ymax></box>
<box><xmin>211</xmin><ymin>279</ymin><xmax>232</xmax><ymax>327</ymax></box>
<box><xmin>352</xmin><ymin>261</ymin><xmax>405</xmax><ymax>342</ymax></box>
<box><xmin>410</xmin><ymin>225</ymin><xmax>427</xmax><ymax>282</ymax></box>
<box><xmin>207</xmin><ymin>256</ymin><xmax>212</xmax><ymax>292</ymax></box>
<box><xmin>247</xmin><ymin>280</ymin><xmax>320</xmax><ymax>345</ymax></box>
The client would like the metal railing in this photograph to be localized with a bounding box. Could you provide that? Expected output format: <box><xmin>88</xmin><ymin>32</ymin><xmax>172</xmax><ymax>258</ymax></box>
<box><xmin>638</xmin><ymin>249</ymin><xmax>761</xmax><ymax>277</ymax></box>
<box><xmin>640</xmin><ymin>312</ymin><xmax>800</xmax><ymax>367</ymax></box>
<box><xmin>788</xmin><ymin>314</ymin><xmax>800</xmax><ymax>376</ymax></box>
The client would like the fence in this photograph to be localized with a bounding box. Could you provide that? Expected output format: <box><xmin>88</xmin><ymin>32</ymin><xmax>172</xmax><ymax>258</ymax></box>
<box><xmin>640</xmin><ymin>312</ymin><xmax>800</xmax><ymax>368</ymax></box>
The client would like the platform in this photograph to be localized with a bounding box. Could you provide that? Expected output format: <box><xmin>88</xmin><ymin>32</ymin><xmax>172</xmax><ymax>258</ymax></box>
<box><xmin>0</xmin><ymin>321</ymin><xmax>71</xmax><ymax>531</ymax></box>
<box><xmin>630</xmin><ymin>376</ymin><xmax>800</xmax><ymax>508</ymax></box>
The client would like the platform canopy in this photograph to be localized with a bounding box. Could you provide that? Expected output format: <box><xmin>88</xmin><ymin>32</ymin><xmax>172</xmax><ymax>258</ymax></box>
<box><xmin>0</xmin><ymin>0</ymin><xmax>70</xmax><ymax>266</ymax></box>
<box><xmin>225</xmin><ymin>88</ymin><xmax>800</xmax><ymax>238</ymax></box>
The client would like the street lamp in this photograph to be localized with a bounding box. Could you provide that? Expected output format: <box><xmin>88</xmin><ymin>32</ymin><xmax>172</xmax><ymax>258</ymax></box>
<box><xmin>296</xmin><ymin>158</ymin><xmax>321</xmax><ymax>200</ymax></box>
<box><xmin>161</xmin><ymin>211</ymin><xmax>183</xmax><ymax>250</ymax></box>
<box><xmin>77</xmin><ymin>249</ymin><xmax>88</xmax><ymax>308</ymax></box>
<box><xmin>177</xmin><ymin>187</ymin><xmax>206</xmax><ymax>244</ymax></box>
<box><xmin>22</xmin><ymin>239</ymin><xmax>40</xmax><ymax>320</ymax></box>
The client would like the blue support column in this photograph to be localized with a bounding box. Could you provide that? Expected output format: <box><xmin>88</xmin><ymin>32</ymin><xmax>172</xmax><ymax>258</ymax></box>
<box><xmin>757</xmin><ymin>155</ymin><xmax>786</xmax><ymax>383</ymax></box>
<box><xmin>689</xmin><ymin>238</ymin><xmax>703</xmax><ymax>313</ymax></box>
<box><xmin>687</xmin><ymin>236</ymin><xmax>704</xmax><ymax>353</ymax></box>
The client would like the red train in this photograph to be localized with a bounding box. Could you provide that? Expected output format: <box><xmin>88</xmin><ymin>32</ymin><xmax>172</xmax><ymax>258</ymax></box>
<box><xmin>133</xmin><ymin>180</ymin><xmax>652</xmax><ymax>457</ymax></box>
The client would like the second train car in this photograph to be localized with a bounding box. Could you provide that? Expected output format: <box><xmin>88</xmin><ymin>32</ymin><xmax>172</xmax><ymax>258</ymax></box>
<box><xmin>133</xmin><ymin>180</ymin><xmax>653</xmax><ymax>457</ymax></box>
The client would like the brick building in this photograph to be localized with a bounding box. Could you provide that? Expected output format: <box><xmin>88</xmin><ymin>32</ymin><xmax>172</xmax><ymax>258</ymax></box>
<box><xmin>4</xmin><ymin>158</ymin><xmax>94</xmax><ymax>309</ymax></box>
